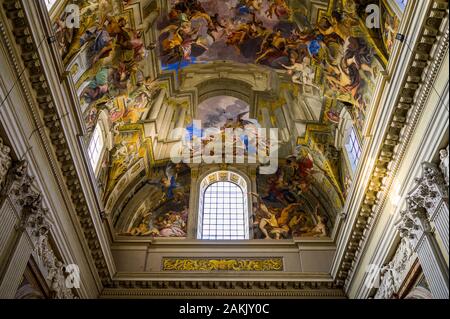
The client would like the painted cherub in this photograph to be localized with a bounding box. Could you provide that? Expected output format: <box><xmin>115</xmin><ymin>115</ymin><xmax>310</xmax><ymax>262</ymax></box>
<box><xmin>281</xmin><ymin>55</ymin><xmax>320</xmax><ymax>90</ymax></box>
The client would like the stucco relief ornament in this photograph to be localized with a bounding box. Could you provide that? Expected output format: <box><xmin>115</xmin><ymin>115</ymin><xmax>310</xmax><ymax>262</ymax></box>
<box><xmin>2</xmin><ymin>160</ymin><xmax>34</xmax><ymax>204</ymax></box>
<box><xmin>20</xmin><ymin>194</ymin><xmax>48</xmax><ymax>231</ymax></box>
<box><xmin>422</xmin><ymin>162</ymin><xmax>448</xmax><ymax>196</ymax></box>
<box><xmin>439</xmin><ymin>147</ymin><xmax>449</xmax><ymax>186</ymax></box>
<box><xmin>30</xmin><ymin>213</ymin><xmax>75</xmax><ymax>299</ymax></box>
<box><xmin>398</xmin><ymin>197</ymin><xmax>431</xmax><ymax>246</ymax></box>
<box><xmin>0</xmin><ymin>138</ymin><xmax>12</xmax><ymax>190</ymax></box>
<box><xmin>25</xmin><ymin>206</ymin><xmax>75</xmax><ymax>299</ymax></box>
<box><xmin>46</xmin><ymin>260</ymin><xmax>75</xmax><ymax>299</ymax></box>
<box><xmin>375</xmin><ymin>237</ymin><xmax>415</xmax><ymax>299</ymax></box>
<box><xmin>408</xmin><ymin>163</ymin><xmax>448</xmax><ymax>218</ymax></box>
<box><xmin>2</xmin><ymin>160</ymin><xmax>75</xmax><ymax>298</ymax></box>
<box><xmin>376</xmin><ymin>262</ymin><xmax>396</xmax><ymax>299</ymax></box>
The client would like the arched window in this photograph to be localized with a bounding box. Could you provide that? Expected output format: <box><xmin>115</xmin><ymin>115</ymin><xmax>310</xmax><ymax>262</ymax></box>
<box><xmin>88</xmin><ymin>123</ymin><xmax>104</xmax><ymax>174</ymax></box>
<box><xmin>198</xmin><ymin>171</ymin><xmax>249</xmax><ymax>240</ymax></box>
<box><xmin>345</xmin><ymin>127</ymin><xmax>361</xmax><ymax>172</ymax></box>
<box><xmin>336</xmin><ymin>107</ymin><xmax>362</xmax><ymax>173</ymax></box>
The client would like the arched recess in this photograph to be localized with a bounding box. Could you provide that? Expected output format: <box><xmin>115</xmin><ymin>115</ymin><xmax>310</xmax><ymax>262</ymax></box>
<box><xmin>114</xmin><ymin>178</ymin><xmax>163</xmax><ymax>233</ymax></box>
<box><xmin>192</xmin><ymin>78</ymin><xmax>260</xmax><ymax>122</ymax></box>
<box><xmin>197</xmin><ymin>79</ymin><xmax>254</xmax><ymax>106</ymax></box>
<box><xmin>113</xmin><ymin>162</ymin><xmax>191</xmax><ymax>238</ymax></box>
<box><xmin>179</xmin><ymin>61</ymin><xmax>276</xmax><ymax>121</ymax></box>
<box><xmin>188</xmin><ymin>165</ymin><xmax>256</xmax><ymax>239</ymax></box>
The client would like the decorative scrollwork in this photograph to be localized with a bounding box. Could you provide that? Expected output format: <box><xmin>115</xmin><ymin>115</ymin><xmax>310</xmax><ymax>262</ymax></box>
<box><xmin>0</xmin><ymin>138</ymin><xmax>12</xmax><ymax>190</ymax></box>
<box><xmin>2</xmin><ymin>159</ymin><xmax>76</xmax><ymax>299</ymax></box>
<box><xmin>162</xmin><ymin>258</ymin><xmax>284</xmax><ymax>272</ymax></box>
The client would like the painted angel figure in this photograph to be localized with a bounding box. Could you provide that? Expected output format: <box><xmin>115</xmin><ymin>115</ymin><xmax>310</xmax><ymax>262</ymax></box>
<box><xmin>161</xmin><ymin>163</ymin><xmax>179</xmax><ymax>200</ymax></box>
<box><xmin>281</xmin><ymin>56</ymin><xmax>320</xmax><ymax>90</ymax></box>
<box><xmin>148</xmin><ymin>163</ymin><xmax>182</xmax><ymax>203</ymax></box>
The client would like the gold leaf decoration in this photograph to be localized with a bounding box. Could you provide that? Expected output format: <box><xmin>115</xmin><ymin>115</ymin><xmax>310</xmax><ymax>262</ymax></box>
<box><xmin>162</xmin><ymin>258</ymin><xmax>283</xmax><ymax>272</ymax></box>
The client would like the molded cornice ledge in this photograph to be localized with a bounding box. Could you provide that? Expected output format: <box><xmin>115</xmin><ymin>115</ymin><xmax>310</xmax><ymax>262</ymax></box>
<box><xmin>331</xmin><ymin>0</ymin><xmax>449</xmax><ymax>291</ymax></box>
<box><xmin>0</xmin><ymin>0</ymin><xmax>117</xmax><ymax>293</ymax></box>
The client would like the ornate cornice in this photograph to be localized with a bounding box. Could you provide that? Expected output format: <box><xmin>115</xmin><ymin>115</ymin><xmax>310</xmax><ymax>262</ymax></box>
<box><xmin>3</xmin><ymin>0</ymin><xmax>448</xmax><ymax>298</ymax></box>
<box><xmin>335</xmin><ymin>1</ymin><xmax>449</xmax><ymax>288</ymax></box>
<box><xmin>1</xmin><ymin>0</ymin><xmax>111</xmax><ymax>286</ymax></box>
<box><xmin>101</xmin><ymin>280</ymin><xmax>345</xmax><ymax>298</ymax></box>
<box><xmin>101</xmin><ymin>289</ymin><xmax>346</xmax><ymax>298</ymax></box>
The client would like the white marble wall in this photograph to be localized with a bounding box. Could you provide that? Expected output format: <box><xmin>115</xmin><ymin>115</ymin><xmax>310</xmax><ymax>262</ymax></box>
<box><xmin>376</xmin><ymin>149</ymin><xmax>449</xmax><ymax>299</ymax></box>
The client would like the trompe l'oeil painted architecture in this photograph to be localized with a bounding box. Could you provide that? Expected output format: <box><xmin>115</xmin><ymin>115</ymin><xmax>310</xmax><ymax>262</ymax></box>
<box><xmin>0</xmin><ymin>0</ymin><xmax>448</xmax><ymax>299</ymax></box>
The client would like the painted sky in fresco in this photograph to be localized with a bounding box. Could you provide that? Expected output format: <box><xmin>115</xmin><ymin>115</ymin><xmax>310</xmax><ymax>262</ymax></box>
<box><xmin>196</xmin><ymin>96</ymin><xmax>250</xmax><ymax>128</ymax></box>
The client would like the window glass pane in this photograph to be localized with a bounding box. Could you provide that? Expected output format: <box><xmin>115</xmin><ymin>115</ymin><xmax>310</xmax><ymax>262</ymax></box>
<box><xmin>395</xmin><ymin>0</ymin><xmax>408</xmax><ymax>11</ymax></box>
<box><xmin>345</xmin><ymin>128</ymin><xmax>362</xmax><ymax>172</ymax></box>
<box><xmin>200</xmin><ymin>181</ymin><xmax>246</xmax><ymax>240</ymax></box>
<box><xmin>88</xmin><ymin>124</ymin><xmax>104</xmax><ymax>172</ymax></box>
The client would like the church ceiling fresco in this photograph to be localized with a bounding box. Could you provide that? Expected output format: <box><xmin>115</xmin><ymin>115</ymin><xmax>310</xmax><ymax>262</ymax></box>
<box><xmin>157</xmin><ymin>0</ymin><xmax>400</xmax><ymax>129</ymax></box>
<box><xmin>196</xmin><ymin>96</ymin><xmax>250</xmax><ymax>128</ymax></box>
<box><xmin>52</xmin><ymin>0</ymin><xmax>162</xmax><ymax>198</ymax></box>
<box><xmin>182</xmin><ymin>96</ymin><xmax>266</xmax><ymax>159</ymax></box>
<box><xmin>49</xmin><ymin>0</ymin><xmax>403</xmax><ymax>239</ymax></box>
<box><xmin>119</xmin><ymin>163</ymin><xmax>191</xmax><ymax>237</ymax></box>
<box><xmin>253</xmin><ymin>144</ymin><xmax>341</xmax><ymax>240</ymax></box>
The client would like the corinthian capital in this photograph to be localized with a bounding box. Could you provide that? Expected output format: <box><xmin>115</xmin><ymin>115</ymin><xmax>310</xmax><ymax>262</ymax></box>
<box><xmin>406</xmin><ymin>162</ymin><xmax>448</xmax><ymax>218</ymax></box>
<box><xmin>421</xmin><ymin>162</ymin><xmax>448</xmax><ymax>198</ymax></box>
<box><xmin>398</xmin><ymin>197</ymin><xmax>431</xmax><ymax>243</ymax></box>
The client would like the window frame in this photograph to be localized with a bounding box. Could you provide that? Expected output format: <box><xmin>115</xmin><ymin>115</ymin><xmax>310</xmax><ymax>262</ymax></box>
<box><xmin>87</xmin><ymin>123</ymin><xmax>105</xmax><ymax>175</ymax></box>
<box><xmin>197</xmin><ymin>171</ymin><xmax>250</xmax><ymax>240</ymax></box>
<box><xmin>344</xmin><ymin>127</ymin><xmax>362</xmax><ymax>172</ymax></box>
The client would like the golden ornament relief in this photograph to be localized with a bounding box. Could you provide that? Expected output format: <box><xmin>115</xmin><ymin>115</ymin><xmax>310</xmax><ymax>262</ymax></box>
<box><xmin>162</xmin><ymin>258</ymin><xmax>283</xmax><ymax>272</ymax></box>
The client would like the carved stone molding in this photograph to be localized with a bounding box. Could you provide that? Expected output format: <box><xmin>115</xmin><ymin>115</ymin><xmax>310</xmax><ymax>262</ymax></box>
<box><xmin>1</xmin><ymin>159</ymin><xmax>76</xmax><ymax>299</ymax></box>
<box><xmin>336</xmin><ymin>1</ymin><xmax>449</xmax><ymax>287</ymax></box>
<box><xmin>101</xmin><ymin>279</ymin><xmax>345</xmax><ymax>298</ymax></box>
<box><xmin>398</xmin><ymin>204</ymin><xmax>430</xmax><ymax>244</ymax></box>
<box><xmin>408</xmin><ymin>162</ymin><xmax>448</xmax><ymax>218</ymax></box>
<box><xmin>1</xmin><ymin>0</ymin><xmax>111</xmax><ymax>286</ymax></box>
<box><xmin>374</xmin><ymin>238</ymin><xmax>415</xmax><ymax>299</ymax></box>
<box><xmin>374</xmin><ymin>157</ymin><xmax>449</xmax><ymax>299</ymax></box>
<box><xmin>406</xmin><ymin>160</ymin><xmax>449</xmax><ymax>253</ymax></box>
<box><xmin>391</xmin><ymin>160</ymin><xmax>449</xmax><ymax>298</ymax></box>
<box><xmin>0</xmin><ymin>137</ymin><xmax>12</xmax><ymax>189</ymax></box>
<box><xmin>101</xmin><ymin>288</ymin><xmax>346</xmax><ymax>298</ymax></box>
